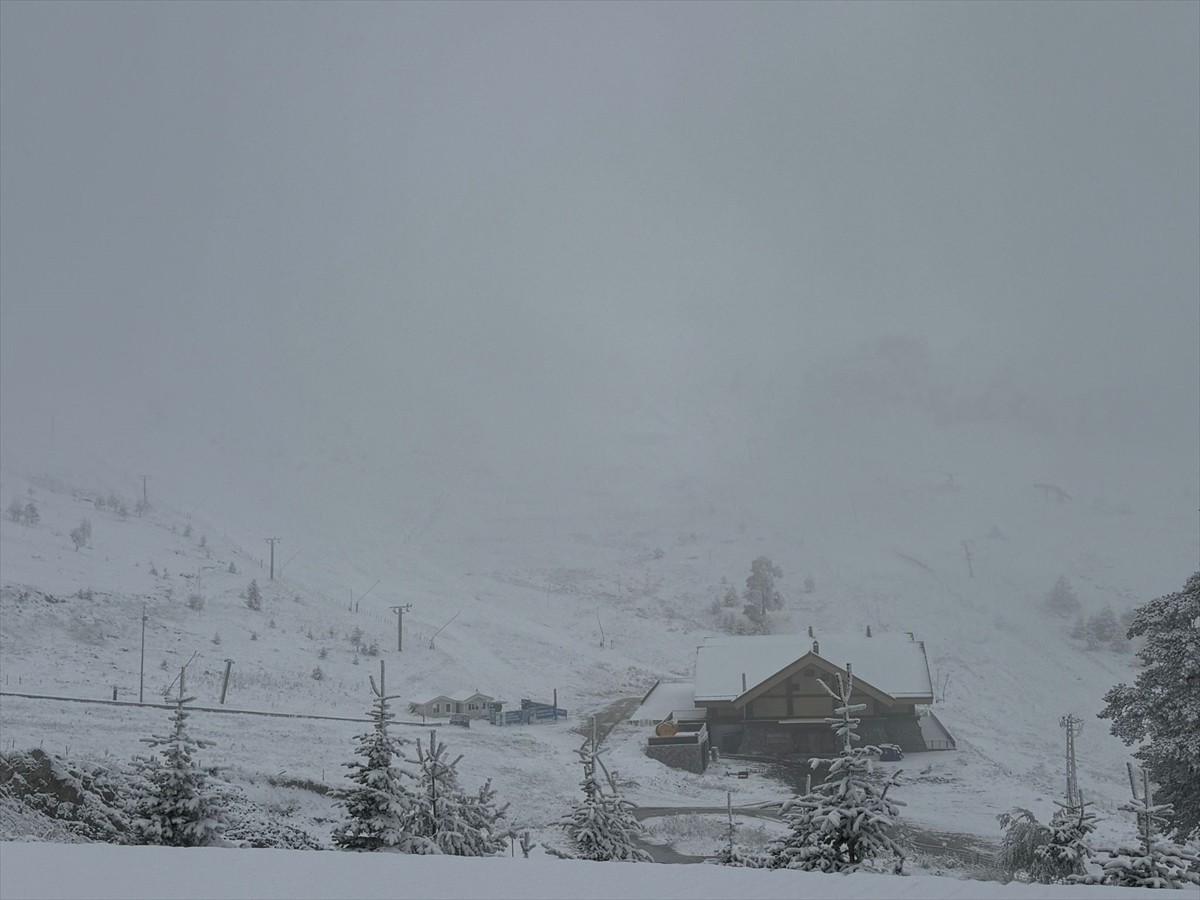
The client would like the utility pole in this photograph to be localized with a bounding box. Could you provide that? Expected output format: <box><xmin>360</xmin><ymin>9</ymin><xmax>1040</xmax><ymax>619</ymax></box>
<box><xmin>961</xmin><ymin>541</ymin><xmax>974</xmax><ymax>578</ymax></box>
<box><xmin>219</xmin><ymin>659</ymin><xmax>234</xmax><ymax>704</ymax></box>
<box><xmin>264</xmin><ymin>537</ymin><xmax>281</xmax><ymax>580</ymax></box>
<box><xmin>1061</xmin><ymin>713</ymin><xmax>1083</xmax><ymax>807</ymax></box>
<box><xmin>139</xmin><ymin>474</ymin><xmax>151</xmax><ymax>508</ymax></box>
<box><xmin>391</xmin><ymin>603</ymin><xmax>413</xmax><ymax>651</ymax></box>
<box><xmin>139</xmin><ymin>603</ymin><xmax>148</xmax><ymax>703</ymax></box>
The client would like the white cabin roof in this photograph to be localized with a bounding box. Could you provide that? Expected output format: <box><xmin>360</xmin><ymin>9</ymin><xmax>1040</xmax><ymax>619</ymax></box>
<box><xmin>632</xmin><ymin>680</ymin><xmax>699</xmax><ymax>722</ymax></box>
<box><xmin>693</xmin><ymin>632</ymin><xmax>933</xmax><ymax>702</ymax></box>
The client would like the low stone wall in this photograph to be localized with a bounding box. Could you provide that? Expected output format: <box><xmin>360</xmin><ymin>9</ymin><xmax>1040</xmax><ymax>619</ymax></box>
<box><xmin>646</xmin><ymin>736</ymin><xmax>710</xmax><ymax>774</ymax></box>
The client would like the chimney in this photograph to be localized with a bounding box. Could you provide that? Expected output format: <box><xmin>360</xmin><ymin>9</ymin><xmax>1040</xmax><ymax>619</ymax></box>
<box><xmin>807</xmin><ymin>625</ymin><xmax>814</xmax><ymax>638</ymax></box>
<box><xmin>741</xmin><ymin>672</ymin><xmax>747</xmax><ymax>691</ymax></box>
<box><xmin>812</xmin><ymin>640</ymin><xmax>819</xmax><ymax>655</ymax></box>
<box><xmin>866</xmin><ymin>625</ymin><xmax>872</xmax><ymax>637</ymax></box>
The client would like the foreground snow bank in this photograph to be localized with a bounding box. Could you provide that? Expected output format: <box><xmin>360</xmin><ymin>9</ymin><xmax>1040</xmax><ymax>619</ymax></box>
<box><xmin>0</xmin><ymin>842</ymin><xmax>1166</xmax><ymax>900</ymax></box>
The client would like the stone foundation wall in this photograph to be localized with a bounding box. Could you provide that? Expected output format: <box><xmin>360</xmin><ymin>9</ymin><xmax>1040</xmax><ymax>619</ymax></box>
<box><xmin>646</xmin><ymin>738</ymin><xmax>710</xmax><ymax>774</ymax></box>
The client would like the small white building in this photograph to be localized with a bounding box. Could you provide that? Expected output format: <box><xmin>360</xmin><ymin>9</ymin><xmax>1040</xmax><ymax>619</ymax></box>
<box><xmin>409</xmin><ymin>690</ymin><xmax>493</xmax><ymax>719</ymax></box>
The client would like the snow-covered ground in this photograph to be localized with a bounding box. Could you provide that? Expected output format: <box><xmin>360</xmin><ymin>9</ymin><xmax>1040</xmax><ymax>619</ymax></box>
<box><xmin>0</xmin><ymin>841</ymin><xmax>1176</xmax><ymax>900</ymax></box>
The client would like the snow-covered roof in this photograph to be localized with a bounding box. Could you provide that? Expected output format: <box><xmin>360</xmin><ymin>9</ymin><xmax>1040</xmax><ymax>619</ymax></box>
<box><xmin>693</xmin><ymin>632</ymin><xmax>933</xmax><ymax>703</ymax></box>
<box><xmin>631</xmin><ymin>680</ymin><xmax>698</xmax><ymax>722</ymax></box>
<box><xmin>419</xmin><ymin>690</ymin><xmax>493</xmax><ymax>704</ymax></box>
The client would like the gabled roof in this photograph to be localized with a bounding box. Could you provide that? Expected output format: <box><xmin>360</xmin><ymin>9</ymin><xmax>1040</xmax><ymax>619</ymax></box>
<box><xmin>693</xmin><ymin>632</ymin><xmax>933</xmax><ymax>703</ymax></box>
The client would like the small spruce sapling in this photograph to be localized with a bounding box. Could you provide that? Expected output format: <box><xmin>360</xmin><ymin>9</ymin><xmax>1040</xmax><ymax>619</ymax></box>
<box><xmin>245</xmin><ymin>579</ymin><xmax>262</xmax><ymax>611</ymax></box>
<box><xmin>545</xmin><ymin>738</ymin><xmax>650</xmax><ymax>861</ymax></box>
<box><xmin>331</xmin><ymin>663</ymin><xmax>419</xmax><ymax>851</ymax></box>
<box><xmin>1037</xmin><ymin>798</ymin><xmax>1096</xmax><ymax>881</ymax></box>
<box><xmin>129</xmin><ymin>685</ymin><xmax>232</xmax><ymax>847</ymax></box>
<box><xmin>408</xmin><ymin>730</ymin><xmax>510</xmax><ymax>856</ymax></box>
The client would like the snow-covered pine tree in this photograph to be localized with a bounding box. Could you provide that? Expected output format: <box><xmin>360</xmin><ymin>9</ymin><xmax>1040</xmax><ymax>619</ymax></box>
<box><xmin>997</xmin><ymin>808</ymin><xmax>1060</xmax><ymax>883</ymax></box>
<box><xmin>407</xmin><ymin>730</ymin><xmax>509</xmax><ymax>856</ymax></box>
<box><xmin>1100</xmin><ymin>571</ymin><xmax>1200</xmax><ymax>842</ymax></box>
<box><xmin>1034</xmin><ymin>798</ymin><xmax>1097</xmax><ymax>882</ymax></box>
<box><xmin>767</xmin><ymin>663</ymin><xmax>904</xmax><ymax>874</ymax></box>
<box><xmin>331</xmin><ymin>662</ymin><xmax>419</xmax><ymax>852</ymax></box>
<box><xmin>129</xmin><ymin>683</ymin><xmax>231</xmax><ymax>847</ymax></box>
<box><xmin>1075</xmin><ymin>764</ymin><xmax>1200</xmax><ymax>889</ymax></box>
<box><xmin>1045</xmin><ymin>575</ymin><xmax>1081</xmax><ymax>616</ymax></box>
<box><xmin>245</xmin><ymin>579</ymin><xmax>262</xmax><ymax>611</ymax></box>
<box><xmin>546</xmin><ymin>738</ymin><xmax>650</xmax><ymax>862</ymax></box>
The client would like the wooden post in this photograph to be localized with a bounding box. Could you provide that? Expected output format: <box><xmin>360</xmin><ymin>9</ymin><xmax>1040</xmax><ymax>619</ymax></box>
<box><xmin>219</xmin><ymin>659</ymin><xmax>234</xmax><ymax>704</ymax></box>
<box><xmin>139</xmin><ymin>603</ymin><xmax>147</xmax><ymax>703</ymax></box>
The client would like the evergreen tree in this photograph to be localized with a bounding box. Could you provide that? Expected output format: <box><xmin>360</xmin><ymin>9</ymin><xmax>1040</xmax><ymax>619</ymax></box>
<box><xmin>546</xmin><ymin>739</ymin><xmax>650</xmax><ymax>862</ymax></box>
<box><xmin>407</xmin><ymin>730</ymin><xmax>509</xmax><ymax>856</ymax></box>
<box><xmin>70</xmin><ymin>518</ymin><xmax>91</xmax><ymax>551</ymax></box>
<box><xmin>997</xmin><ymin>808</ymin><xmax>1056</xmax><ymax>883</ymax></box>
<box><xmin>767</xmin><ymin>663</ymin><xmax>904</xmax><ymax>874</ymax></box>
<box><xmin>245</xmin><ymin>579</ymin><xmax>262</xmax><ymax>611</ymax></box>
<box><xmin>745</xmin><ymin>556</ymin><xmax>783</xmax><ymax>615</ymax></box>
<box><xmin>129</xmin><ymin>687</ymin><xmax>231</xmax><ymax>847</ymax></box>
<box><xmin>21</xmin><ymin>502</ymin><xmax>39</xmax><ymax>526</ymax></box>
<box><xmin>7</xmin><ymin>498</ymin><xmax>24</xmax><ymax>522</ymax></box>
<box><xmin>1074</xmin><ymin>765</ymin><xmax>1200</xmax><ymax>889</ymax></box>
<box><xmin>1086</xmin><ymin>606</ymin><xmax>1121</xmax><ymax>647</ymax></box>
<box><xmin>1036</xmin><ymin>798</ymin><xmax>1096</xmax><ymax>880</ymax></box>
<box><xmin>1099</xmin><ymin>571</ymin><xmax>1200</xmax><ymax>841</ymax></box>
<box><xmin>331</xmin><ymin>664</ymin><xmax>419</xmax><ymax>851</ymax></box>
<box><xmin>1045</xmin><ymin>575</ymin><xmax>1081</xmax><ymax>616</ymax></box>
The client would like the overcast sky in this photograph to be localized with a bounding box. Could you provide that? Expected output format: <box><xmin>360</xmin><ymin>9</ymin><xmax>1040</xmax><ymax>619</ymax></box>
<box><xmin>2</xmin><ymin>1</ymin><xmax>1197</xmax><ymax>506</ymax></box>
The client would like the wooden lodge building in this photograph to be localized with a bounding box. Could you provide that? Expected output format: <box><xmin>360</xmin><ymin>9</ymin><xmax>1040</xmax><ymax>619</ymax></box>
<box><xmin>638</xmin><ymin>629</ymin><xmax>952</xmax><ymax>769</ymax></box>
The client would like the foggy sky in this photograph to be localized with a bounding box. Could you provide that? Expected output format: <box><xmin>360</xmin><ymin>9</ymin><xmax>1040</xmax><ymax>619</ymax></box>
<box><xmin>2</xmin><ymin>1</ymin><xmax>1197</xmax><ymax>498</ymax></box>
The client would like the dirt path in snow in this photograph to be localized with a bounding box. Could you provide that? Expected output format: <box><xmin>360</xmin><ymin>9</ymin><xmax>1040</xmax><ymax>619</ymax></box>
<box><xmin>569</xmin><ymin>695</ymin><xmax>642</xmax><ymax>746</ymax></box>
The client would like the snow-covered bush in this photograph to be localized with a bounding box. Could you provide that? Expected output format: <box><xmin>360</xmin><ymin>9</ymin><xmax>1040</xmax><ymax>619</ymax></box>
<box><xmin>0</xmin><ymin>748</ymin><xmax>138</xmax><ymax>842</ymax></box>
<box><xmin>222</xmin><ymin>794</ymin><xmax>324</xmax><ymax>850</ymax></box>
